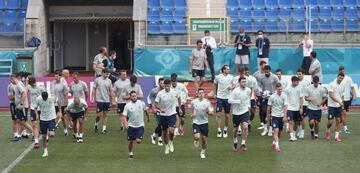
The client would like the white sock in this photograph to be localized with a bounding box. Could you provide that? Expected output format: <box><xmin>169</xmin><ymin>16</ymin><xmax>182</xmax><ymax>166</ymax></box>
<box><xmin>44</xmin><ymin>148</ymin><xmax>48</xmax><ymax>152</ymax></box>
<box><xmin>344</xmin><ymin>125</ymin><xmax>348</xmax><ymax>131</ymax></box>
<box><xmin>286</xmin><ymin>123</ymin><xmax>289</xmax><ymax>129</ymax></box>
<box><xmin>224</xmin><ymin>127</ymin><xmax>228</xmax><ymax>131</ymax></box>
<box><xmin>241</xmin><ymin>140</ymin><xmax>246</xmax><ymax>145</ymax></box>
<box><xmin>272</xmin><ymin>140</ymin><xmax>275</xmax><ymax>145</ymax></box>
<box><xmin>102</xmin><ymin>126</ymin><xmax>106</xmax><ymax>131</ymax></box>
<box><xmin>158</xmin><ymin>137</ymin><xmax>162</xmax><ymax>141</ymax></box>
<box><xmin>275</xmin><ymin>141</ymin><xmax>279</xmax><ymax>148</ymax></box>
<box><xmin>217</xmin><ymin>128</ymin><xmax>221</xmax><ymax>132</ymax></box>
<box><xmin>34</xmin><ymin>139</ymin><xmax>39</xmax><ymax>143</ymax></box>
<box><xmin>260</xmin><ymin>122</ymin><xmax>264</xmax><ymax>126</ymax></box>
<box><xmin>46</xmin><ymin>135</ymin><xmax>49</xmax><ymax>140</ymax></box>
<box><xmin>152</xmin><ymin>132</ymin><xmax>156</xmax><ymax>137</ymax></box>
<box><xmin>80</xmin><ymin>133</ymin><xmax>83</xmax><ymax>138</ymax></box>
<box><xmin>201</xmin><ymin>149</ymin><xmax>205</xmax><ymax>153</ymax></box>
<box><xmin>64</xmin><ymin>129</ymin><xmax>68</xmax><ymax>133</ymax></box>
<box><xmin>175</xmin><ymin>128</ymin><xmax>179</xmax><ymax>133</ymax></box>
<box><xmin>290</xmin><ymin>132</ymin><xmax>294</xmax><ymax>138</ymax></box>
<box><xmin>264</xmin><ymin>126</ymin><xmax>268</xmax><ymax>131</ymax></box>
<box><xmin>14</xmin><ymin>132</ymin><xmax>18</xmax><ymax>137</ymax></box>
<box><xmin>335</xmin><ymin>131</ymin><xmax>339</xmax><ymax>138</ymax></box>
<box><xmin>169</xmin><ymin>140</ymin><xmax>173</xmax><ymax>145</ymax></box>
<box><xmin>269</xmin><ymin>126</ymin><xmax>273</xmax><ymax>132</ymax></box>
<box><xmin>129</xmin><ymin>152</ymin><xmax>133</xmax><ymax>155</ymax></box>
<box><xmin>95</xmin><ymin>122</ymin><xmax>98</xmax><ymax>126</ymax></box>
<box><xmin>314</xmin><ymin>133</ymin><xmax>318</xmax><ymax>137</ymax></box>
<box><xmin>233</xmin><ymin>137</ymin><xmax>238</xmax><ymax>144</ymax></box>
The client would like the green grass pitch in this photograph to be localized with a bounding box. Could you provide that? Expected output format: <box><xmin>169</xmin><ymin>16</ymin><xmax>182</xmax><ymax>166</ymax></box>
<box><xmin>0</xmin><ymin>110</ymin><xmax>360</xmax><ymax>173</ymax></box>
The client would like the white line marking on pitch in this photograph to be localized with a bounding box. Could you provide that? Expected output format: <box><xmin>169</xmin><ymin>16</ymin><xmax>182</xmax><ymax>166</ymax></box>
<box><xmin>1</xmin><ymin>143</ymin><xmax>34</xmax><ymax>173</ymax></box>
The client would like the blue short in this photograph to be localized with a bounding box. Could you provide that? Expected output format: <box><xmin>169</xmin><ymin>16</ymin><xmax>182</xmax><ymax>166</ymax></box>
<box><xmin>271</xmin><ymin>116</ymin><xmax>284</xmax><ymax>131</ymax></box>
<box><xmin>55</xmin><ymin>106</ymin><xmax>66</xmax><ymax>115</ymax></box>
<box><xmin>308</xmin><ymin>109</ymin><xmax>322</xmax><ymax>122</ymax></box>
<box><xmin>159</xmin><ymin>114</ymin><xmax>177</xmax><ymax>129</ymax></box>
<box><xmin>343</xmin><ymin>101</ymin><xmax>351</xmax><ymax>112</ymax></box>
<box><xmin>328</xmin><ymin>107</ymin><xmax>342</xmax><ymax>119</ymax></box>
<box><xmin>250</xmin><ymin>99</ymin><xmax>256</xmax><ymax>108</ymax></box>
<box><xmin>14</xmin><ymin>107</ymin><xmax>28</xmax><ymax>121</ymax></box>
<box><xmin>70</xmin><ymin>111</ymin><xmax>85</xmax><ymax>120</ymax></box>
<box><xmin>287</xmin><ymin>110</ymin><xmax>301</xmax><ymax>122</ymax></box>
<box><xmin>30</xmin><ymin>109</ymin><xmax>40</xmax><ymax>121</ymax></box>
<box><xmin>96</xmin><ymin>102</ymin><xmax>110</xmax><ymax>113</ymax></box>
<box><xmin>192</xmin><ymin>123</ymin><xmax>209</xmax><ymax>137</ymax></box>
<box><xmin>127</xmin><ymin>126</ymin><xmax>144</xmax><ymax>141</ymax></box>
<box><xmin>117</xmin><ymin>103</ymin><xmax>126</xmax><ymax>114</ymax></box>
<box><xmin>233</xmin><ymin>112</ymin><xmax>250</xmax><ymax>127</ymax></box>
<box><xmin>10</xmin><ymin>103</ymin><xmax>16</xmax><ymax>121</ymax></box>
<box><xmin>154</xmin><ymin>111</ymin><xmax>161</xmax><ymax>125</ymax></box>
<box><xmin>176</xmin><ymin>105</ymin><xmax>186</xmax><ymax>117</ymax></box>
<box><xmin>192</xmin><ymin>69</ymin><xmax>205</xmax><ymax>78</ymax></box>
<box><xmin>39</xmin><ymin>119</ymin><xmax>56</xmax><ymax>135</ymax></box>
<box><xmin>216</xmin><ymin>98</ymin><xmax>231</xmax><ymax>113</ymax></box>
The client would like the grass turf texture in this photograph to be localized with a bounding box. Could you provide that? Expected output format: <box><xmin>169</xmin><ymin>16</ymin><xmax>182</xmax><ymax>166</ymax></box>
<box><xmin>0</xmin><ymin>111</ymin><xmax>360</xmax><ymax>173</ymax></box>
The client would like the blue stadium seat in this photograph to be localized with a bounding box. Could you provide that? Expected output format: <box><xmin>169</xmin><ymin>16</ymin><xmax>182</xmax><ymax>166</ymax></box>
<box><xmin>279</xmin><ymin>19</ymin><xmax>288</xmax><ymax>32</ymax></box>
<box><xmin>265</xmin><ymin>0</ymin><xmax>278</xmax><ymax>10</ymax></box>
<box><xmin>318</xmin><ymin>0</ymin><xmax>331</xmax><ymax>8</ymax></box>
<box><xmin>161</xmin><ymin>20</ymin><xmax>173</xmax><ymax>34</ymax></box>
<box><xmin>309</xmin><ymin>8</ymin><xmax>319</xmax><ymax>18</ymax></box>
<box><xmin>148</xmin><ymin>21</ymin><xmax>160</xmax><ymax>34</ymax></box>
<box><xmin>253</xmin><ymin>19</ymin><xmax>265</xmax><ymax>31</ymax></box>
<box><xmin>319</xmin><ymin>7</ymin><xmax>332</xmax><ymax>19</ymax></box>
<box><xmin>148</xmin><ymin>8</ymin><xmax>160</xmax><ymax>21</ymax></box>
<box><xmin>266</xmin><ymin>19</ymin><xmax>278</xmax><ymax>32</ymax></box>
<box><xmin>293</xmin><ymin>1</ymin><xmax>305</xmax><ymax>9</ymax></box>
<box><xmin>332</xmin><ymin>18</ymin><xmax>344</xmax><ymax>31</ymax></box>
<box><xmin>18</xmin><ymin>10</ymin><xmax>26</xmax><ymax>18</ymax></box>
<box><xmin>253</xmin><ymin>9</ymin><xmax>266</xmax><ymax>19</ymax></box>
<box><xmin>279</xmin><ymin>0</ymin><xmax>292</xmax><ymax>9</ymax></box>
<box><xmin>306</xmin><ymin>0</ymin><xmax>318</xmax><ymax>8</ymax></box>
<box><xmin>345</xmin><ymin>0</ymin><xmax>358</xmax><ymax>7</ymax></box>
<box><xmin>239</xmin><ymin>9</ymin><xmax>251</xmax><ymax>19</ymax></box>
<box><xmin>319</xmin><ymin>18</ymin><xmax>332</xmax><ymax>31</ymax></box>
<box><xmin>227</xmin><ymin>7</ymin><xmax>239</xmax><ymax>19</ymax></box>
<box><xmin>253</xmin><ymin>0</ymin><xmax>265</xmax><ymax>10</ymax></box>
<box><xmin>240</xmin><ymin>19</ymin><xmax>252</xmax><ymax>32</ymax></box>
<box><xmin>310</xmin><ymin>18</ymin><xmax>319</xmax><ymax>32</ymax></box>
<box><xmin>346</xmin><ymin>18</ymin><xmax>359</xmax><ymax>31</ymax></box>
<box><xmin>292</xmin><ymin>8</ymin><xmax>305</xmax><ymax>19</ymax></box>
<box><xmin>2</xmin><ymin>20</ymin><xmax>16</xmax><ymax>32</ymax></box>
<box><xmin>174</xmin><ymin>0</ymin><xmax>186</xmax><ymax>8</ymax></box>
<box><xmin>173</xmin><ymin>8</ymin><xmax>186</xmax><ymax>21</ymax></box>
<box><xmin>290</xmin><ymin>19</ymin><xmax>305</xmax><ymax>32</ymax></box>
<box><xmin>266</xmin><ymin>9</ymin><xmax>278</xmax><ymax>19</ymax></box>
<box><xmin>332</xmin><ymin>7</ymin><xmax>344</xmax><ymax>18</ymax></box>
<box><xmin>148</xmin><ymin>0</ymin><xmax>160</xmax><ymax>9</ymax></box>
<box><xmin>16</xmin><ymin>20</ymin><xmax>24</xmax><ymax>32</ymax></box>
<box><xmin>0</xmin><ymin>0</ymin><xmax>5</xmax><ymax>10</ymax></box>
<box><xmin>227</xmin><ymin>0</ymin><xmax>239</xmax><ymax>8</ymax></box>
<box><xmin>279</xmin><ymin>8</ymin><xmax>291</xmax><ymax>19</ymax></box>
<box><xmin>239</xmin><ymin>0</ymin><xmax>252</xmax><ymax>10</ymax></box>
<box><xmin>161</xmin><ymin>0</ymin><xmax>174</xmax><ymax>9</ymax></box>
<box><xmin>7</xmin><ymin>0</ymin><xmax>20</xmax><ymax>9</ymax></box>
<box><xmin>160</xmin><ymin>8</ymin><xmax>173</xmax><ymax>21</ymax></box>
<box><xmin>332</xmin><ymin>0</ymin><xmax>344</xmax><ymax>8</ymax></box>
<box><xmin>173</xmin><ymin>20</ymin><xmax>186</xmax><ymax>34</ymax></box>
<box><xmin>230</xmin><ymin>19</ymin><xmax>239</xmax><ymax>33</ymax></box>
<box><xmin>5</xmin><ymin>10</ymin><xmax>17</xmax><ymax>18</ymax></box>
<box><xmin>345</xmin><ymin>8</ymin><xmax>359</xmax><ymax>18</ymax></box>
<box><xmin>20</xmin><ymin>0</ymin><xmax>28</xmax><ymax>9</ymax></box>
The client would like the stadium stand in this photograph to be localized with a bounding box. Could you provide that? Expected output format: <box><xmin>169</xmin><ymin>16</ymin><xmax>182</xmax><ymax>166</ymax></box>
<box><xmin>266</xmin><ymin>0</ymin><xmax>278</xmax><ymax>10</ymax></box>
<box><xmin>280</xmin><ymin>0</ymin><xmax>292</xmax><ymax>9</ymax></box>
<box><xmin>7</xmin><ymin>0</ymin><xmax>20</xmax><ymax>9</ymax></box>
<box><xmin>0</xmin><ymin>0</ymin><xmax>5</xmax><ymax>9</ymax></box>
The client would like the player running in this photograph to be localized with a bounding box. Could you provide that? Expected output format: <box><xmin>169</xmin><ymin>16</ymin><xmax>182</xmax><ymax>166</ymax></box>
<box><xmin>213</xmin><ymin>65</ymin><xmax>234</xmax><ymax>138</ymax></box>
<box><xmin>155</xmin><ymin>79</ymin><xmax>182</xmax><ymax>154</ymax></box>
<box><xmin>284</xmin><ymin>76</ymin><xmax>303</xmax><ymax>141</ymax></box>
<box><xmin>51</xmin><ymin>70</ymin><xmax>69</xmax><ymax>136</ymax></box>
<box><xmin>27</xmin><ymin>77</ymin><xmax>46</xmax><ymax>148</ymax></box>
<box><xmin>304</xmin><ymin>76</ymin><xmax>327</xmax><ymax>140</ymax></box>
<box><xmin>148</xmin><ymin>78</ymin><xmax>165</xmax><ymax>146</ymax></box>
<box><xmin>171</xmin><ymin>73</ymin><xmax>188</xmax><ymax>137</ymax></box>
<box><xmin>33</xmin><ymin>92</ymin><xmax>57</xmax><ymax>157</ymax></box>
<box><xmin>244</xmin><ymin>67</ymin><xmax>258</xmax><ymax>132</ymax></box>
<box><xmin>326</xmin><ymin>74</ymin><xmax>345</xmax><ymax>142</ymax></box>
<box><xmin>122</xmin><ymin>91</ymin><xmax>150</xmax><ymax>160</ymax></box>
<box><xmin>296</xmin><ymin>69</ymin><xmax>311</xmax><ymax>139</ymax></box>
<box><xmin>66</xmin><ymin>97</ymin><xmax>88</xmax><ymax>143</ymax></box>
<box><xmin>188</xmin><ymin>88</ymin><xmax>214</xmax><ymax>159</ymax></box>
<box><xmin>113</xmin><ymin>70</ymin><xmax>130</xmax><ymax>131</ymax></box>
<box><xmin>267</xmin><ymin>83</ymin><xmax>288</xmax><ymax>152</ymax></box>
<box><xmin>228</xmin><ymin>76</ymin><xmax>252</xmax><ymax>152</ymax></box>
<box><xmin>92</xmin><ymin>68</ymin><xmax>116</xmax><ymax>134</ymax></box>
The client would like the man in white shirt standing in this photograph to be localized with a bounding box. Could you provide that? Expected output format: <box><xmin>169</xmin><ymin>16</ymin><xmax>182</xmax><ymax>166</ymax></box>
<box><xmin>201</xmin><ymin>30</ymin><xmax>217</xmax><ymax>81</ymax></box>
<box><xmin>326</xmin><ymin>74</ymin><xmax>345</xmax><ymax>142</ymax></box>
<box><xmin>228</xmin><ymin>77</ymin><xmax>252</xmax><ymax>152</ymax></box>
<box><xmin>171</xmin><ymin>73</ymin><xmax>188</xmax><ymax>137</ymax></box>
<box><xmin>266</xmin><ymin>83</ymin><xmax>288</xmax><ymax>152</ymax></box>
<box><xmin>93</xmin><ymin>46</ymin><xmax>108</xmax><ymax>77</ymax></box>
<box><xmin>189</xmin><ymin>40</ymin><xmax>208</xmax><ymax>91</ymax></box>
<box><xmin>213</xmin><ymin>65</ymin><xmax>234</xmax><ymax>138</ymax></box>
<box><xmin>297</xmin><ymin>69</ymin><xmax>311</xmax><ymax>139</ymax></box>
<box><xmin>339</xmin><ymin>66</ymin><xmax>357</xmax><ymax>134</ymax></box>
<box><xmin>285</xmin><ymin>76</ymin><xmax>303</xmax><ymax>141</ymax></box>
<box><xmin>299</xmin><ymin>33</ymin><xmax>314</xmax><ymax>75</ymax></box>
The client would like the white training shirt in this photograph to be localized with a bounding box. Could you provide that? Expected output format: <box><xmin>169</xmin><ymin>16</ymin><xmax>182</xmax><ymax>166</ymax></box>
<box><xmin>268</xmin><ymin>92</ymin><xmax>288</xmax><ymax>117</ymax></box>
<box><xmin>245</xmin><ymin>75</ymin><xmax>258</xmax><ymax>100</ymax></box>
<box><xmin>339</xmin><ymin>75</ymin><xmax>355</xmax><ymax>101</ymax></box>
<box><xmin>123</xmin><ymin>100</ymin><xmax>147</xmax><ymax>128</ymax></box>
<box><xmin>302</xmin><ymin>39</ymin><xmax>313</xmax><ymax>57</ymax></box>
<box><xmin>327</xmin><ymin>80</ymin><xmax>345</xmax><ymax>108</ymax></box>
<box><xmin>172</xmin><ymin>82</ymin><xmax>188</xmax><ymax>105</ymax></box>
<box><xmin>214</xmin><ymin>73</ymin><xmax>234</xmax><ymax>99</ymax></box>
<box><xmin>114</xmin><ymin>78</ymin><xmax>130</xmax><ymax>104</ymax></box>
<box><xmin>66</xmin><ymin>98</ymin><xmax>88</xmax><ymax>113</ymax></box>
<box><xmin>299</xmin><ymin>78</ymin><xmax>311</xmax><ymax>106</ymax></box>
<box><xmin>155</xmin><ymin>89</ymin><xmax>179</xmax><ymax>116</ymax></box>
<box><xmin>201</xmin><ymin>36</ymin><xmax>217</xmax><ymax>50</ymax></box>
<box><xmin>33</xmin><ymin>95</ymin><xmax>57</xmax><ymax>121</ymax></box>
<box><xmin>188</xmin><ymin>98</ymin><xmax>213</xmax><ymax>125</ymax></box>
<box><xmin>305</xmin><ymin>84</ymin><xmax>327</xmax><ymax>111</ymax></box>
<box><xmin>285</xmin><ymin>85</ymin><xmax>303</xmax><ymax>111</ymax></box>
<box><xmin>228</xmin><ymin>87</ymin><xmax>251</xmax><ymax>115</ymax></box>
